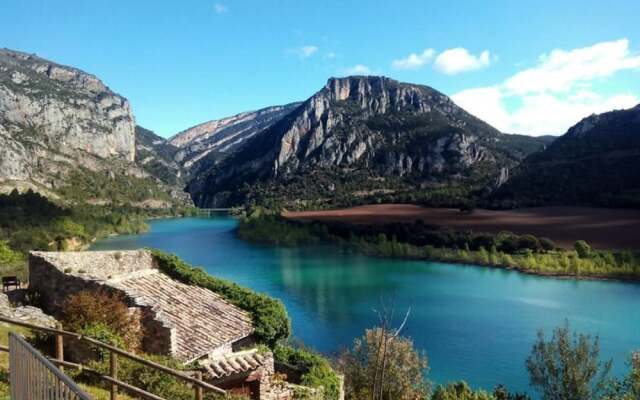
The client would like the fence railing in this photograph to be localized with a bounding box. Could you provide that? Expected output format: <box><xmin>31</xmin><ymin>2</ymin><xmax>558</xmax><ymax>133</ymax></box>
<box><xmin>9</xmin><ymin>332</ymin><xmax>91</xmax><ymax>400</ymax></box>
<box><xmin>0</xmin><ymin>315</ymin><xmax>226</xmax><ymax>400</ymax></box>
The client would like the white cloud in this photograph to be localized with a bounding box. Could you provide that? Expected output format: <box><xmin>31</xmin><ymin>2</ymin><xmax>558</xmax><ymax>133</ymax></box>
<box><xmin>454</xmin><ymin>89</ymin><xmax>638</xmax><ymax>134</ymax></box>
<box><xmin>392</xmin><ymin>49</ymin><xmax>435</xmax><ymax>70</ymax></box>
<box><xmin>213</xmin><ymin>3</ymin><xmax>228</xmax><ymax>14</ymax></box>
<box><xmin>434</xmin><ymin>48</ymin><xmax>491</xmax><ymax>75</ymax></box>
<box><xmin>297</xmin><ymin>45</ymin><xmax>318</xmax><ymax>59</ymax></box>
<box><xmin>324</xmin><ymin>52</ymin><xmax>337</xmax><ymax>60</ymax></box>
<box><xmin>287</xmin><ymin>46</ymin><xmax>319</xmax><ymax>59</ymax></box>
<box><xmin>504</xmin><ymin>39</ymin><xmax>640</xmax><ymax>95</ymax></box>
<box><xmin>344</xmin><ymin>64</ymin><xmax>371</xmax><ymax>75</ymax></box>
<box><xmin>451</xmin><ymin>39</ymin><xmax>640</xmax><ymax>135</ymax></box>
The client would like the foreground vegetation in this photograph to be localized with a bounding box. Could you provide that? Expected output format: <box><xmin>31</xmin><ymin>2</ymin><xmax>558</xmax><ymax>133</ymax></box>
<box><xmin>238</xmin><ymin>210</ymin><xmax>640</xmax><ymax>281</ymax></box>
<box><xmin>0</xmin><ymin>190</ymin><xmax>195</xmax><ymax>280</ymax></box>
<box><xmin>338</xmin><ymin>321</ymin><xmax>639</xmax><ymax>400</ymax></box>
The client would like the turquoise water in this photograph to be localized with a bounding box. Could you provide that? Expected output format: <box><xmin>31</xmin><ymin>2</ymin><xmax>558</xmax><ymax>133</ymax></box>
<box><xmin>92</xmin><ymin>216</ymin><xmax>640</xmax><ymax>393</ymax></box>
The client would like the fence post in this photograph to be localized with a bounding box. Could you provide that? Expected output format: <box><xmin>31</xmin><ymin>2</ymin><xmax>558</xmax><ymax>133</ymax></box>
<box><xmin>55</xmin><ymin>324</ymin><xmax>64</xmax><ymax>372</ymax></box>
<box><xmin>194</xmin><ymin>371</ymin><xmax>203</xmax><ymax>400</ymax></box>
<box><xmin>110</xmin><ymin>350</ymin><xmax>118</xmax><ymax>400</ymax></box>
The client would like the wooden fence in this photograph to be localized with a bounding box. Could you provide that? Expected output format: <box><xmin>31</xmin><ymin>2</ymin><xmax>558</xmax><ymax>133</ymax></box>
<box><xmin>9</xmin><ymin>332</ymin><xmax>91</xmax><ymax>400</ymax></box>
<box><xmin>0</xmin><ymin>315</ymin><xmax>226</xmax><ymax>400</ymax></box>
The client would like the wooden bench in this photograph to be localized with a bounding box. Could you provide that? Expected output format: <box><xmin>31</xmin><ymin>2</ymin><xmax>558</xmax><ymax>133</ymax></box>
<box><xmin>2</xmin><ymin>276</ymin><xmax>21</xmax><ymax>292</ymax></box>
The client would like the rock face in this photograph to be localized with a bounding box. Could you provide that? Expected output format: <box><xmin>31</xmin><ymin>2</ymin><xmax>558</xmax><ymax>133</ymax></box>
<box><xmin>188</xmin><ymin>76</ymin><xmax>545</xmax><ymax>207</ymax></box>
<box><xmin>169</xmin><ymin>103</ymin><xmax>301</xmax><ymax>171</ymax></box>
<box><xmin>0</xmin><ymin>49</ymin><xmax>135</xmax><ymax>165</ymax></box>
<box><xmin>0</xmin><ymin>48</ymin><xmax>190</xmax><ymax>206</ymax></box>
<box><xmin>493</xmin><ymin>104</ymin><xmax>640</xmax><ymax>208</ymax></box>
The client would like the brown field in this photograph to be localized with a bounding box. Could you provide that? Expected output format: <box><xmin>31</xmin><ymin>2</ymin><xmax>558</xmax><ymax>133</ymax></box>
<box><xmin>283</xmin><ymin>204</ymin><xmax>640</xmax><ymax>251</ymax></box>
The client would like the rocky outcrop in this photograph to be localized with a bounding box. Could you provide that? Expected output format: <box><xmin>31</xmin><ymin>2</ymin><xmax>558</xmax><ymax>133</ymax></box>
<box><xmin>169</xmin><ymin>103</ymin><xmax>301</xmax><ymax>171</ymax></box>
<box><xmin>189</xmin><ymin>76</ymin><xmax>542</xmax><ymax>207</ymax></box>
<box><xmin>0</xmin><ymin>48</ymin><xmax>190</xmax><ymax>206</ymax></box>
<box><xmin>0</xmin><ymin>49</ymin><xmax>135</xmax><ymax>164</ymax></box>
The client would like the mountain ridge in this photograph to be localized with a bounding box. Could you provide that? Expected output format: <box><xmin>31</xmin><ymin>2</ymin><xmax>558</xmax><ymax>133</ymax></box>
<box><xmin>493</xmin><ymin>104</ymin><xmax>640</xmax><ymax>208</ymax></box>
<box><xmin>187</xmin><ymin>76</ymin><xmax>550</xmax><ymax>208</ymax></box>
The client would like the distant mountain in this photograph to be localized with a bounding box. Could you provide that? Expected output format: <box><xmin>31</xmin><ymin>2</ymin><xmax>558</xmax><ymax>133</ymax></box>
<box><xmin>187</xmin><ymin>76</ymin><xmax>549</xmax><ymax>207</ymax></box>
<box><xmin>169</xmin><ymin>103</ymin><xmax>301</xmax><ymax>172</ymax></box>
<box><xmin>135</xmin><ymin>126</ymin><xmax>184</xmax><ymax>186</ymax></box>
<box><xmin>0</xmin><ymin>48</ymin><xmax>189</xmax><ymax>207</ymax></box>
<box><xmin>493</xmin><ymin>104</ymin><xmax>640</xmax><ymax>208</ymax></box>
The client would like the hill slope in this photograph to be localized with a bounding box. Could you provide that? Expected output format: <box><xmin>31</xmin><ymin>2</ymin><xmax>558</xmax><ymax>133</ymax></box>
<box><xmin>493</xmin><ymin>104</ymin><xmax>640</xmax><ymax>208</ymax></box>
<box><xmin>188</xmin><ymin>76</ymin><xmax>549</xmax><ymax>208</ymax></box>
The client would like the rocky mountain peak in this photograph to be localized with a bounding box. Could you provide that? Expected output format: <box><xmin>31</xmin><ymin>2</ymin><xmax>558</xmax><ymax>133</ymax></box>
<box><xmin>319</xmin><ymin>76</ymin><xmax>452</xmax><ymax>116</ymax></box>
<box><xmin>188</xmin><ymin>76</ymin><xmax>538</xmax><ymax>207</ymax></box>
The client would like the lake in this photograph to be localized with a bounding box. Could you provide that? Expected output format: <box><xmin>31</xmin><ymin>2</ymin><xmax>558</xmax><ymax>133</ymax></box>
<box><xmin>91</xmin><ymin>216</ymin><xmax>640</xmax><ymax>394</ymax></box>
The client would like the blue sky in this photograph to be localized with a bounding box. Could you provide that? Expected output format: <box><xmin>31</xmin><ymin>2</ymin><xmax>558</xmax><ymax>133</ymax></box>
<box><xmin>2</xmin><ymin>0</ymin><xmax>640</xmax><ymax>137</ymax></box>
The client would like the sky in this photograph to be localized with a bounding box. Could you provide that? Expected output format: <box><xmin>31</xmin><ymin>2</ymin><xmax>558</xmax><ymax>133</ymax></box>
<box><xmin>2</xmin><ymin>0</ymin><xmax>640</xmax><ymax>138</ymax></box>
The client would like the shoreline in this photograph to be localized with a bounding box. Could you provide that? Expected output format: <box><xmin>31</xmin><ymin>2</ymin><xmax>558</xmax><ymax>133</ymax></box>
<box><xmin>239</xmin><ymin>212</ymin><xmax>640</xmax><ymax>285</ymax></box>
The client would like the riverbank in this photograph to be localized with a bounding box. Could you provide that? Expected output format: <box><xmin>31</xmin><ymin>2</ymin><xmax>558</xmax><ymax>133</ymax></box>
<box><xmin>0</xmin><ymin>190</ymin><xmax>200</xmax><ymax>280</ymax></box>
<box><xmin>283</xmin><ymin>204</ymin><xmax>640</xmax><ymax>251</ymax></box>
<box><xmin>238</xmin><ymin>211</ymin><xmax>640</xmax><ymax>283</ymax></box>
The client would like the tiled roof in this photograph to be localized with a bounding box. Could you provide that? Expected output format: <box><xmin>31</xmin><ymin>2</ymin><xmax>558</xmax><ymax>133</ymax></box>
<box><xmin>113</xmin><ymin>271</ymin><xmax>254</xmax><ymax>362</ymax></box>
<box><xmin>201</xmin><ymin>349</ymin><xmax>266</xmax><ymax>379</ymax></box>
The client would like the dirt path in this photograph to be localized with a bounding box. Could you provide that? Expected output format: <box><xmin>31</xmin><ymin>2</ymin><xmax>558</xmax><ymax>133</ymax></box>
<box><xmin>283</xmin><ymin>204</ymin><xmax>640</xmax><ymax>250</ymax></box>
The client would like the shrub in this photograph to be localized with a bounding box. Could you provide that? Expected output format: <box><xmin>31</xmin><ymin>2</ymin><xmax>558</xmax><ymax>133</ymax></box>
<box><xmin>86</xmin><ymin>353</ymin><xmax>227</xmax><ymax>400</ymax></box>
<box><xmin>78</xmin><ymin>323</ymin><xmax>125</xmax><ymax>360</ymax></box>
<box><xmin>575</xmin><ymin>240</ymin><xmax>592</xmax><ymax>259</ymax></box>
<box><xmin>151</xmin><ymin>250</ymin><xmax>291</xmax><ymax>347</ymax></box>
<box><xmin>539</xmin><ymin>237</ymin><xmax>556</xmax><ymax>252</ymax></box>
<box><xmin>274</xmin><ymin>344</ymin><xmax>341</xmax><ymax>400</ymax></box>
<box><xmin>60</xmin><ymin>289</ymin><xmax>141</xmax><ymax>352</ymax></box>
<box><xmin>432</xmin><ymin>381</ymin><xmax>492</xmax><ymax>400</ymax></box>
<box><xmin>336</xmin><ymin>327</ymin><xmax>430</xmax><ymax>400</ymax></box>
<box><xmin>526</xmin><ymin>322</ymin><xmax>612</xmax><ymax>400</ymax></box>
<box><xmin>518</xmin><ymin>235</ymin><xmax>542</xmax><ymax>252</ymax></box>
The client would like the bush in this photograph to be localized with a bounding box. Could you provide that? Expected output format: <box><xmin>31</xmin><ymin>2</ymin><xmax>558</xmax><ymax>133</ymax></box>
<box><xmin>78</xmin><ymin>323</ymin><xmax>125</xmax><ymax>360</ymax></box>
<box><xmin>86</xmin><ymin>353</ymin><xmax>228</xmax><ymax>400</ymax></box>
<box><xmin>337</xmin><ymin>327</ymin><xmax>430</xmax><ymax>400</ymax></box>
<box><xmin>526</xmin><ymin>322</ymin><xmax>612</xmax><ymax>400</ymax></box>
<box><xmin>539</xmin><ymin>237</ymin><xmax>556</xmax><ymax>252</ymax></box>
<box><xmin>151</xmin><ymin>250</ymin><xmax>291</xmax><ymax>347</ymax></box>
<box><xmin>432</xmin><ymin>382</ymin><xmax>493</xmax><ymax>400</ymax></box>
<box><xmin>60</xmin><ymin>289</ymin><xmax>141</xmax><ymax>352</ymax></box>
<box><xmin>273</xmin><ymin>344</ymin><xmax>341</xmax><ymax>400</ymax></box>
<box><xmin>575</xmin><ymin>240</ymin><xmax>592</xmax><ymax>259</ymax></box>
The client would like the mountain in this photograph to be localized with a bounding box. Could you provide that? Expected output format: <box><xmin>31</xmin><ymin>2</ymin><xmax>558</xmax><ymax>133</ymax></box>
<box><xmin>135</xmin><ymin>125</ymin><xmax>184</xmax><ymax>186</ymax></box>
<box><xmin>187</xmin><ymin>76</ymin><xmax>549</xmax><ymax>208</ymax></box>
<box><xmin>0</xmin><ymin>48</ymin><xmax>189</xmax><ymax>207</ymax></box>
<box><xmin>169</xmin><ymin>103</ymin><xmax>301</xmax><ymax>172</ymax></box>
<box><xmin>493</xmin><ymin>104</ymin><xmax>640</xmax><ymax>208</ymax></box>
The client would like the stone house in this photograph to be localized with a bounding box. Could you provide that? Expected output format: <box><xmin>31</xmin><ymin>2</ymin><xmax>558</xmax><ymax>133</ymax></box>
<box><xmin>28</xmin><ymin>250</ymin><xmax>309</xmax><ymax>399</ymax></box>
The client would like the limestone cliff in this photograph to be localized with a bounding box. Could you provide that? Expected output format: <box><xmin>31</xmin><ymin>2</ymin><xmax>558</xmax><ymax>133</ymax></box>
<box><xmin>0</xmin><ymin>48</ymin><xmax>189</xmax><ymax>207</ymax></box>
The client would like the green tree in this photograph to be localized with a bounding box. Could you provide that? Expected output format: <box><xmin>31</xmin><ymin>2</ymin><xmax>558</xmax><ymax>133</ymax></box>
<box><xmin>575</xmin><ymin>240</ymin><xmax>592</xmax><ymax>259</ymax></box>
<box><xmin>526</xmin><ymin>322</ymin><xmax>612</xmax><ymax>400</ymax></box>
<box><xmin>603</xmin><ymin>352</ymin><xmax>640</xmax><ymax>400</ymax></box>
<box><xmin>337</xmin><ymin>327</ymin><xmax>430</xmax><ymax>400</ymax></box>
<box><xmin>432</xmin><ymin>381</ymin><xmax>493</xmax><ymax>400</ymax></box>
